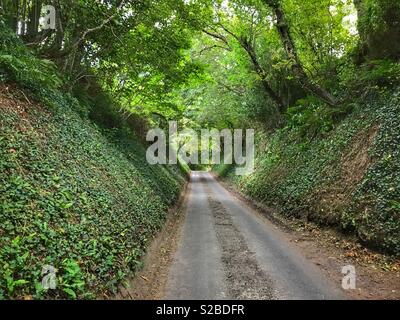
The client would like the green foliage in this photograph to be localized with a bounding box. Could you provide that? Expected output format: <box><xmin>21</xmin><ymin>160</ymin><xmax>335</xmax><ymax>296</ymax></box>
<box><xmin>357</xmin><ymin>0</ymin><xmax>400</xmax><ymax>36</ymax></box>
<box><xmin>0</xmin><ymin>87</ymin><xmax>186</xmax><ymax>298</ymax></box>
<box><xmin>59</xmin><ymin>259</ymin><xmax>85</xmax><ymax>299</ymax></box>
<box><xmin>340</xmin><ymin>58</ymin><xmax>400</xmax><ymax>92</ymax></box>
<box><xmin>213</xmin><ymin>163</ymin><xmax>235</xmax><ymax>178</ymax></box>
<box><xmin>0</xmin><ymin>28</ymin><xmax>62</xmax><ymax>92</ymax></box>
<box><xmin>0</xmin><ymin>29</ymin><xmax>186</xmax><ymax>299</ymax></box>
<box><xmin>1</xmin><ymin>1</ymin><xmax>399</xmax><ymax>302</ymax></box>
<box><xmin>357</xmin><ymin>60</ymin><xmax>400</xmax><ymax>86</ymax></box>
<box><xmin>355</xmin><ymin>0</ymin><xmax>400</xmax><ymax>60</ymax></box>
<box><xmin>93</xmin><ymin>0</ymin><xmax>208</xmax><ymax>122</ymax></box>
<box><xmin>222</xmin><ymin>89</ymin><xmax>400</xmax><ymax>255</ymax></box>
<box><xmin>284</xmin><ymin>0</ymin><xmax>356</xmax><ymax>83</ymax></box>
<box><xmin>286</xmin><ymin>97</ymin><xmax>336</xmax><ymax>137</ymax></box>
<box><xmin>342</xmin><ymin>90</ymin><xmax>400</xmax><ymax>253</ymax></box>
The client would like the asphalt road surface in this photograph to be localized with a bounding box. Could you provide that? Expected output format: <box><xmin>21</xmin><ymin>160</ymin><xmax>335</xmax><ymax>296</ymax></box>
<box><xmin>165</xmin><ymin>172</ymin><xmax>344</xmax><ymax>300</ymax></box>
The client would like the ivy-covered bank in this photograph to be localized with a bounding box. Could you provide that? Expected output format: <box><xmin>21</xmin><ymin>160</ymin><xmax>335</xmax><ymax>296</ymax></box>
<box><xmin>216</xmin><ymin>90</ymin><xmax>400</xmax><ymax>256</ymax></box>
<box><xmin>0</xmin><ymin>30</ymin><xmax>187</xmax><ymax>299</ymax></box>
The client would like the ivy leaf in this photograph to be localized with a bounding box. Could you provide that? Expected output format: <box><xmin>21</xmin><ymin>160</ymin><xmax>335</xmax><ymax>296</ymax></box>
<box><xmin>63</xmin><ymin>288</ymin><xmax>77</xmax><ymax>299</ymax></box>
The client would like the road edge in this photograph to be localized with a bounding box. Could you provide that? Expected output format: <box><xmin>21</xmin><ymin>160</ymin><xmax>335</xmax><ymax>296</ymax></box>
<box><xmin>113</xmin><ymin>178</ymin><xmax>191</xmax><ymax>300</ymax></box>
<box><xmin>212</xmin><ymin>173</ymin><xmax>400</xmax><ymax>300</ymax></box>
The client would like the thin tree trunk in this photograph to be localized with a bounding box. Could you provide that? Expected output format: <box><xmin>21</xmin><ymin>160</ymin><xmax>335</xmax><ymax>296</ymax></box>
<box><xmin>263</xmin><ymin>0</ymin><xmax>337</xmax><ymax>107</ymax></box>
<box><xmin>241</xmin><ymin>38</ymin><xmax>286</xmax><ymax>112</ymax></box>
<box><xmin>15</xmin><ymin>0</ymin><xmax>20</xmax><ymax>33</ymax></box>
<box><xmin>21</xmin><ymin>0</ymin><xmax>27</xmax><ymax>35</ymax></box>
<box><xmin>213</xmin><ymin>25</ymin><xmax>286</xmax><ymax>112</ymax></box>
<box><xmin>27</xmin><ymin>0</ymin><xmax>41</xmax><ymax>37</ymax></box>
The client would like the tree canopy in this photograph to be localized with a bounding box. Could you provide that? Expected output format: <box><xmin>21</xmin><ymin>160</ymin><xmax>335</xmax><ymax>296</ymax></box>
<box><xmin>1</xmin><ymin>0</ymin><xmax>399</xmax><ymax>128</ymax></box>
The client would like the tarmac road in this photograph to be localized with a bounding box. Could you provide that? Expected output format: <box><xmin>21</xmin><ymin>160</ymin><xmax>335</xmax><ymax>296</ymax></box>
<box><xmin>165</xmin><ymin>171</ymin><xmax>344</xmax><ymax>300</ymax></box>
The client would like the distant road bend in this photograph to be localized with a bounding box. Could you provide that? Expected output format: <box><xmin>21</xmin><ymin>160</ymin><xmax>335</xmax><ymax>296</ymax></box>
<box><xmin>166</xmin><ymin>172</ymin><xmax>344</xmax><ymax>300</ymax></box>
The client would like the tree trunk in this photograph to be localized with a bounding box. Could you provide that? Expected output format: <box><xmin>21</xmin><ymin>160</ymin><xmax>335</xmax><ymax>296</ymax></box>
<box><xmin>263</xmin><ymin>0</ymin><xmax>337</xmax><ymax>107</ymax></box>
<box><xmin>20</xmin><ymin>0</ymin><xmax>27</xmax><ymax>35</ymax></box>
<box><xmin>27</xmin><ymin>0</ymin><xmax>42</xmax><ymax>37</ymax></box>
<box><xmin>241</xmin><ymin>38</ymin><xmax>286</xmax><ymax>113</ymax></box>
<box><xmin>204</xmin><ymin>27</ymin><xmax>286</xmax><ymax>112</ymax></box>
<box><xmin>354</xmin><ymin>0</ymin><xmax>400</xmax><ymax>62</ymax></box>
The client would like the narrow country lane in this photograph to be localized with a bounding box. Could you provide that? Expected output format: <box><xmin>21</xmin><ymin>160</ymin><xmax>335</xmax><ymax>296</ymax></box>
<box><xmin>165</xmin><ymin>172</ymin><xmax>345</xmax><ymax>300</ymax></box>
